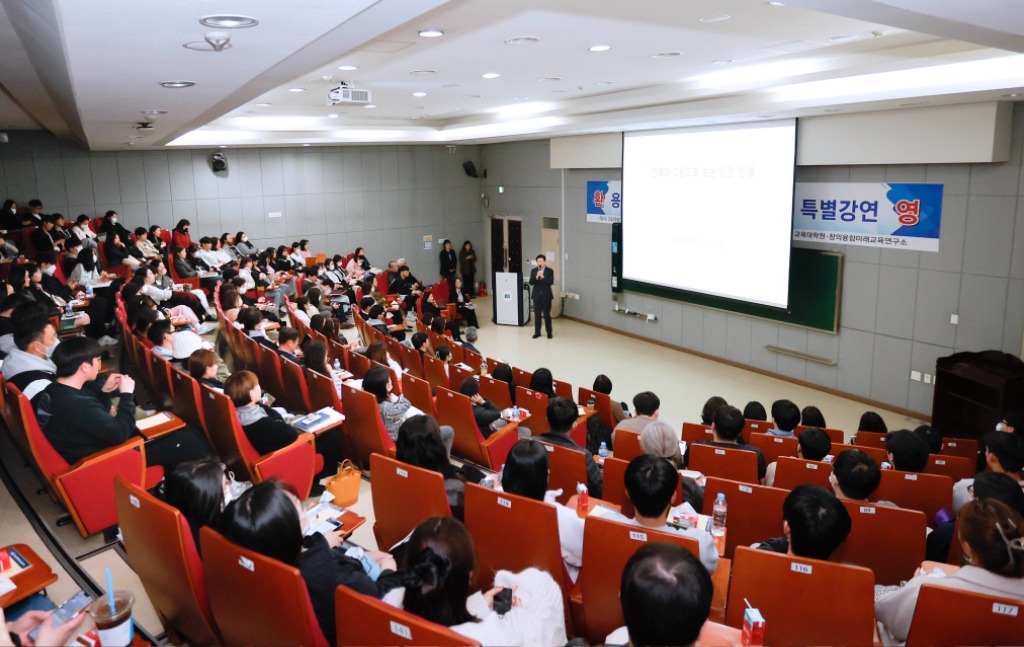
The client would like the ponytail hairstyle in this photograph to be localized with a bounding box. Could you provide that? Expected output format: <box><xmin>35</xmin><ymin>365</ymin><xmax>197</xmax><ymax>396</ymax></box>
<box><xmin>400</xmin><ymin>517</ymin><xmax>477</xmax><ymax>627</ymax></box>
<box><xmin>959</xmin><ymin>498</ymin><xmax>1024</xmax><ymax>578</ymax></box>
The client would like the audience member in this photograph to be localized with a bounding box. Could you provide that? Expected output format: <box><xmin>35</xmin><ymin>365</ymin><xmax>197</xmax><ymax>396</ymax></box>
<box><xmin>885</xmin><ymin>429</ymin><xmax>930</xmax><ymax>473</ymax></box>
<box><xmin>458</xmin><ymin>377</ymin><xmax>504</xmax><ymax>438</ymax></box>
<box><xmin>605</xmin><ymin>543</ymin><xmax>713</xmax><ymax>647</ymax></box>
<box><xmin>593</xmin><ymin>374</ymin><xmax>629</xmax><ymax>423</ymax></box>
<box><xmin>914</xmin><ymin>424</ymin><xmax>943</xmax><ymax>454</ymax></box>
<box><xmin>188</xmin><ymin>348</ymin><xmax>224</xmax><ymax>389</ymax></box>
<box><xmin>765</xmin><ymin>427</ymin><xmax>832</xmax><ymax>487</ymax></box>
<box><xmin>830</xmin><ymin>449</ymin><xmax>883</xmax><ymax>502</ymax></box>
<box><xmin>928</xmin><ymin>471</ymin><xmax>1024</xmax><ymax>563</ymax></box>
<box><xmin>490</xmin><ymin>363</ymin><xmax>516</xmax><ymax>406</ymax></box>
<box><xmin>876</xmin><ymin>498</ymin><xmax>1024</xmax><ymax>644</ymax></box>
<box><xmin>538</xmin><ymin>397</ymin><xmax>603</xmax><ymax>498</ymax></box>
<box><xmin>36</xmin><ymin>336</ymin><xmax>213</xmax><ymax>468</ymax></box>
<box><xmin>462</xmin><ymin>326</ymin><xmax>481</xmax><ymax>354</ymax></box>
<box><xmin>383</xmin><ymin>517</ymin><xmax>567</xmax><ymax>646</ymax></box>
<box><xmin>222</xmin><ymin>481</ymin><xmax>401</xmax><ymax>645</ymax></box>
<box><xmin>858</xmin><ymin>410</ymin><xmax>888</xmax><ymax>433</ymax></box>
<box><xmin>770</xmin><ymin>399</ymin><xmax>800</xmax><ymax>437</ymax></box>
<box><xmin>500</xmin><ymin>439</ymin><xmax>584</xmax><ymax>581</ymax></box>
<box><xmin>953</xmin><ymin>432</ymin><xmax>1024</xmax><ymax>513</ymax></box>
<box><xmin>685</xmin><ymin>404</ymin><xmax>767</xmax><ymax>482</ymax></box>
<box><xmin>161</xmin><ymin>458</ymin><xmax>237</xmax><ymax>551</ymax></box>
<box><xmin>800</xmin><ymin>405</ymin><xmax>827</xmax><ymax>429</ymax></box>
<box><xmin>700</xmin><ymin>395</ymin><xmax>727</xmax><ymax>426</ymax></box>
<box><xmin>604</xmin><ymin>455</ymin><xmax>718</xmax><ymax>573</ymax></box>
<box><xmin>396</xmin><ymin>415</ymin><xmax>470</xmax><ymax>521</ymax></box>
<box><xmin>743</xmin><ymin>400</ymin><xmax>768</xmax><ymax>421</ymax></box>
<box><xmin>276</xmin><ymin>327</ymin><xmax>301</xmax><ymax>363</ymax></box>
<box><xmin>754</xmin><ymin>484</ymin><xmax>852</xmax><ymax>560</ymax></box>
<box><xmin>527</xmin><ymin>367</ymin><xmax>555</xmax><ymax>398</ymax></box>
<box><xmin>612</xmin><ymin>391</ymin><xmax>660</xmax><ymax>444</ymax></box>
<box><xmin>363</xmin><ymin>365</ymin><xmax>454</xmax><ymax>454</ymax></box>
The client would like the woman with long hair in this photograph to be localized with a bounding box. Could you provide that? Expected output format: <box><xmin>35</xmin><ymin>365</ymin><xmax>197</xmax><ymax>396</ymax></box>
<box><xmin>384</xmin><ymin>516</ymin><xmax>567</xmax><ymax>645</ymax></box>
<box><xmin>458</xmin><ymin>241</ymin><xmax>477</xmax><ymax>297</ymax></box>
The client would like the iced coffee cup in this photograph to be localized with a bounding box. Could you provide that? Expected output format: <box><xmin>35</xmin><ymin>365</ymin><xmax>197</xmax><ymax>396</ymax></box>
<box><xmin>89</xmin><ymin>591</ymin><xmax>135</xmax><ymax>647</ymax></box>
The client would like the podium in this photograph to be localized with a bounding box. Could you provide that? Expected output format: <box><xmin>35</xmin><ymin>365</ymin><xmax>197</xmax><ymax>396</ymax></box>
<box><xmin>493</xmin><ymin>271</ymin><xmax>529</xmax><ymax>326</ymax></box>
<box><xmin>933</xmin><ymin>351</ymin><xmax>1024</xmax><ymax>440</ymax></box>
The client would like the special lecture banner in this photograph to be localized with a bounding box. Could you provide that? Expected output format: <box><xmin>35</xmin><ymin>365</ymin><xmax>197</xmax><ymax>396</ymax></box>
<box><xmin>792</xmin><ymin>182</ymin><xmax>944</xmax><ymax>252</ymax></box>
<box><xmin>586</xmin><ymin>180</ymin><xmax>621</xmax><ymax>223</ymax></box>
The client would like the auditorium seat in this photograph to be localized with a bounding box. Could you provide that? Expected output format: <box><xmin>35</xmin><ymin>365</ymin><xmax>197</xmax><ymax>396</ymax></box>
<box><xmin>400</xmin><ymin>373</ymin><xmax>436</xmax><ymax>418</ymax></box>
<box><xmin>748</xmin><ymin>432</ymin><xmax>798</xmax><ymax>466</ymax></box>
<box><xmin>170</xmin><ymin>368</ymin><xmax>209</xmax><ymax>441</ymax></box>
<box><xmin>681</xmin><ymin>421</ymin><xmax>714</xmax><ymax>445</ymax></box>
<box><xmin>479</xmin><ymin>375</ymin><xmax>513</xmax><ymax>410</ymax></box>
<box><xmin>873</xmin><ymin>469</ymin><xmax>953</xmax><ymax>522</ymax></box>
<box><xmin>688</xmin><ymin>443</ymin><xmax>758</xmax><ymax>484</ymax></box>
<box><xmin>511</xmin><ymin>366</ymin><xmax>533</xmax><ymax>388</ymax></box>
<box><xmin>279</xmin><ymin>358</ymin><xmax>313</xmax><ymax>414</ymax></box>
<box><xmin>339</xmin><ymin>383</ymin><xmax>396</xmax><ymax>469</ymax></box>
<box><xmin>335</xmin><ymin>586</ymin><xmax>478</xmax><ymax>647</ymax></box>
<box><xmin>939</xmin><ymin>437</ymin><xmax>979</xmax><ymax>461</ymax></box>
<box><xmin>577</xmin><ymin>387</ymin><xmax>614</xmax><ymax>430</ymax></box>
<box><xmin>435</xmin><ymin>386</ymin><xmax>519</xmax><ymax>470</ymax></box>
<box><xmin>793</xmin><ymin>424</ymin><xmax>845</xmax><ymax>444</ymax></box>
<box><xmin>772</xmin><ymin>456</ymin><xmax>832</xmax><ymax>490</ymax></box>
<box><xmin>612</xmin><ymin>429</ymin><xmax>643</xmax><ymax>463</ymax></box>
<box><xmin>725</xmin><ymin>547</ymin><xmax>875</xmax><ymax>646</ymax></box>
<box><xmin>200</xmin><ymin>386</ymin><xmax>317</xmax><ymax>498</ymax></box>
<box><xmin>570</xmin><ymin>515</ymin><xmax>700</xmax><ymax>644</ymax></box>
<box><xmin>831</xmin><ymin>500</ymin><xmax>926</xmax><ymax>586</ymax></box>
<box><xmin>742</xmin><ymin>419</ymin><xmax>774</xmax><ymax>435</ymax></box>
<box><xmin>905</xmin><ymin>585</ymin><xmax>1024</xmax><ymax>646</ymax></box>
<box><xmin>537</xmin><ymin>440</ymin><xmax>589</xmax><ymax>505</ymax></box>
<box><xmin>924</xmin><ymin>453</ymin><xmax>974</xmax><ymax>482</ymax></box>
<box><xmin>828</xmin><ymin>442</ymin><xmax>887</xmax><ymax>465</ymax></box>
<box><xmin>114</xmin><ymin>478</ymin><xmax>222</xmax><ymax>646</ymax></box>
<box><xmin>515</xmin><ymin>387</ymin><xmax>551</xmax><ymax>435</ymax></box>
<box><xmin>704</xmin><ymin>477</ymin><xmax>787</xmax><ymax>559</ymax></box>
<box><xmin>422</xmin><ymin>354</ymin><xmax>450</xmax><ymax>393</ymax></box>
<box><xmin>201</xmin><ymin>527</ymin><xmax>329</xmax><ymax>647</ymax></box>
<box><xmin>853</xmin><ymin>430</ymin><xmax>887</xmax><ymax>450</ymax></box>
<box><xmin>369</xmin><ymin>454</ymin><xmax>451</xmax><ymax>551</ymax></box>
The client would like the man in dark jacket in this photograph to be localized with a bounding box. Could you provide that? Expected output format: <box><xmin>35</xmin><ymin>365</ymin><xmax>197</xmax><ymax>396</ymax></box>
<box><xmin>538</xmin><ymin>396</ymin><xmax>602</xmax><ymax>498</ymax></box>
<box><xmin>458</xmin><ymin>376</ymin><xmax>503</xmax><ymax>437</ymax></box>
<box><xmin>34</xmin><ymin>336</ymin><xmax>213</xmax><ymax>467</ymax></box>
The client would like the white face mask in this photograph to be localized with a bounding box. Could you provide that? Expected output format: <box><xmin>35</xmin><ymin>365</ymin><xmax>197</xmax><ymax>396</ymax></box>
<box><xmin>9</xmin><ymin>208</ymin><xmax>15</xmax><ymax>215</ymax></box>
<box><xmin>43</xmin><ymin>265</ymin><xmax>56</xmax><ymax>276</ymax></box>
<box><xmin>110</xmin><ymin>217</ymin><xmax>117</xmax><ymax>224</ymax></box>
<box><xmin>42</xmin><ymin>338</ymin><xmax>59</xmax><ymax>358</ymax></box>
<box><xmin>997</xmin><ymin>421</ymin><xmax>1009</xmax><ymax>432</ymax></box>
<box><xmin>241</xmin><ymin>236</ymin><xmax>248</xmax><ymax>243</ymax></box>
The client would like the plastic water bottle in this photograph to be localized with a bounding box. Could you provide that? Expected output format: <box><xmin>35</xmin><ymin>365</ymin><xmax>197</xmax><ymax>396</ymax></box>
<box><xmin>598</xmin><ymin>442</ymin><xmax>609</xmax><ymax>460</ymax></box>
<box><xmin>333</xmin><ymin>358</ymin><xmax>341</xmax><ymax>371</ymax></box>
<box><xmin>711</xmin><ymin>493</ymin><xmax>727</xmax><ymax>537</ymax></box>
<box><xmin>480</xmin><ymin>361</ymin><xmax>488</xmax><ymax>376</ymax></box>
<box><xmin>64</xmin><ymin>303</ymin><xmax>73</xmax><ymax>317</ymax></box>
<box><xmin>85</xmin><ymin>284</ymin><xmax>93</xmax><ymax>297</ymax></box>
<box><xmin>512</xmin><ymin>405</ymin><xmax>519</xmax><ymax>421</ymax></box>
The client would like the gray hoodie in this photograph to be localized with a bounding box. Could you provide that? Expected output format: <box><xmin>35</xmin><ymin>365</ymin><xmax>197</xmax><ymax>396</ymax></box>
<box><xmin>2</xmin><ymin>348</ymin><xmax>58</xmax><ymax>400</ymax></box>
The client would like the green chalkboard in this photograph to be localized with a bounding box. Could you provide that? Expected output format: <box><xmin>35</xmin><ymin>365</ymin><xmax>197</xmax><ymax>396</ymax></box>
<box><xmin>612</xmin><ymin>236</ymin><xmax>842</xmax><ymax>333</ymax></box>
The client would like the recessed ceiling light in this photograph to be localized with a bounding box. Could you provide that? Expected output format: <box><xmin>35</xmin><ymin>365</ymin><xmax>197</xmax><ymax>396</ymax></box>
<box><xmin>482</xmin><ymin>72</ymin><xmax>501</xmax><ymax>79</ymax></box>
<box><xmin>254</xmin><ymin>103</ymin><xmax>272</xmax><ymax>107</ymax></box>
<box><xmin>589</xmin><ymin>45</ymin><xmax>611</xmax><ymax>52</ymax></box>
<box><xmin>415</xmin><ymin>106</ymin><xmax>427</xmax><ymax>109</ymax></box>
<box><xmin>338</xmin><ymin>65</ymin><xmax>359</xmax><ymax>71</ymax></box>
<box><xmin>699</xmin><ymin>14</ymin><xmax>731</xmax><ymax>23</ymax></box>
<box><xmin>410</xmin><ymin>70</ymin><xmax>437</xmax><ymax>75</ymax></box>
<box><xmin>827</xmin><ymin>34</ymin><xmax>857</xmax><ymax>43</ymax></box>
<box><xmin>418</xmin><ymin>28</ymin><xmax>445</xmax><ymax>38</ymax></box>
<box><xmin>364</xmin><ymin>104</ymin><xmax>377</xmax><ymax>109</ymax></box>
<box><xmin>442</xmin><ymin>83</ymin><xmax>460</xmax><ymax>88</ymax></box>
<box><xmin>712</xmin><ymin>59</ymin><xmax>735</xmax><ymax>64</ymax></box>
<box><xmin>551</xmin><ymin>89</ymin><xmax>566</xmax><ymax>93</ymax></box>
<box><xmin>142</xmin><ymin>109</ymin><xmax>167</xmax><ymax>116</ymax></box>
<box><xmin>899</xmin><ymin>102</ymin><xmax>925</xmax><ymax>107</ymax></box>
<box><xmin>767</xmin><ymin>1</ymin><xmax>785</xmax><ymax>5</ymax></box>
<box><xmin>1002</xmin><ymin>93</ymin><xmax>1022</xmax><ymax>97</ymax></box>
<box><xmin>219</xmin><ymin>145</ymin><xmax>227</xmax><ymax>148</ymax></box>
<box><xmin>200</xmin><ymin>14</ymin><xmax>259</xmax><ymax>28</ymax></box>
<box><xmin>412</xmin><ymin>91</ymin><xmax>427</xmax><ymax>97</ymax></box>
<box><xmin>505</xmin><ymin>36</ymin><xmax>540</xmax><ymax>46</ymax></box>
<box><xmin>302</xmin><ymin>143</ymin><xmax>311</xmax><ymax>147</ymax></box>
<box><xmin>595</xmin><ymin>81</ymin><xmax>612</xmax><ymax>85</ymax></box>
<box><xmin>288</xmin><ymin>88</ymin><xmax>306</xmax><ymax>92</ymax></box>
<box><xmin>758</xmin><ymin>114</ymin><xmax>777</xmax><ymax>118</ymax></box>
<box><xmin>651</xmin><ymin>52</ymin><xmax>682</xmax><ymax>59</ymax></box>
<box><xmin>824</xmin><ymin>108</ymin><xmax>843</xmax><ymax>113</ymax></box>
<box><xmin>537</xmin><ymin>76</ymin><xmax>562</xmax><ymax>82</ymax></box>
<box><xmin>160</xmin><ymin>80</ymin><xmax>195</xmax><ymax>88</ymax></box>
<box><xmin>513</xmin><ymin>96</ymin><xmax>528</xmax><ymax>101</ymax></box>
<box><xmin>462</xmin><ymin>94</ymin><xmax>482</xmax><ymax>99</ymax></box>
<box><xmin>327</xmin><ymin>113</ymin><xmax>339</xmax><ymax>118</ymax></box>
<box><xmin>127</xmin><ymin>135</ymin><xmax>143</xmax><ymax>139</ymax></box>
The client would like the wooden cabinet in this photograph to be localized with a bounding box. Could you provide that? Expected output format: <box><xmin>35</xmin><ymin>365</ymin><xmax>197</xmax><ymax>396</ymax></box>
<box><xmin>933</xmin><ymin>351</ymin><xmax>1024</xmax><ymax>440</ymax></box>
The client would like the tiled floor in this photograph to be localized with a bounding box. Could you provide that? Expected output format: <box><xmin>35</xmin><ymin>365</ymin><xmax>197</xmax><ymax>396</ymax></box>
<box><xmin>0</xmin><ymin>295</ymin><xmax>923</xmax><ymax>638</ymax></box>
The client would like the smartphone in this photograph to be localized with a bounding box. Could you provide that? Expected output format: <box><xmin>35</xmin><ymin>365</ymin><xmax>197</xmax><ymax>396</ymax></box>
<box><xmin>493</xmin><ymin>587</ymin><xmax>513</xmax><ymax>616</ymax></box>
<box><xmin>28</xmin><ymin>590</ymin><xmax>93</xmax><ymax>642</ymax></box>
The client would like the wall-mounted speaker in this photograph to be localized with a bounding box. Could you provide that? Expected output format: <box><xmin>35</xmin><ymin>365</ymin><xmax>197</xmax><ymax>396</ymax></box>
<box><xmin>463</xmin><ymin>160</ymin><xmax>487</xmax><ymax>178</ymax></box>
<box><xmin>211</xmin><ymin>152</ymin><xmax>228</xmax><ymax>173</ymax></box>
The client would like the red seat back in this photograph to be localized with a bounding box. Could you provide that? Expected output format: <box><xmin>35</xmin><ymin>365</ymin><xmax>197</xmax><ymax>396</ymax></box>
<box><xmin>340</xmin><ymin>384</ymin><xmax>395</xmax><ymax>469</ymax></box>
<box><xmin>170</xmin><ymin>368</ymin><xmax>208</xmax><ymax>440</ymax></box>
<box><xmin>704</xmin><ymin>477</ymin><xmax>788</xmax><ymax>559</ymax></box>
<box><xmin>613</xmin><ymin>429</ymin><xmax>643</xmax><ymax>463</ymax></box>
<box><xmin>688</xmin><ymin>443</ymin><xmax>758</xmax><ymax>484</ymax></box>
<box><xmin>480</xmin><ymin>375</ymin><xmax>513</xmax><ymax>410</ymax></box>
<box><xmin>906</xmin><ymin>585</ymin><xmax>1024</xmax><ymax>646</ymax></box>
<box><xmin>832</xmin><ymin>500</ymin><xmax>927</xmax><ymax>586</ymax></box>
<box><xmin>748</xmin><ymin>432</ymin><xmax>799</xmax><ymax>466</ymax></box>
<box><xmin>201</xmin><ymin>528</ymin><xmax>328</xmax><ymax>647</ymax></box>
<box><xmin>682</xmin><ymin>421</ymin><xmax>714</xmax><ymax>445</ymax></box>
<box><xmin>537</xmin><ymin>440</ymin><xmax>588</xmax><ymax>505</ymax></box>
<box><xmin>369</xmin><ymin>454</ymin><xmax>451</xmax><ymax>551</ymax></box>
<box><xmin>115</xmin><ymin>478</ymin><xmax>220</xmax><ymax>646</ymax></box>
<box><xmin>400</xmin><ymin>373</ymin><xmax>436</xmax><ymax>418</ymax></box>
<box><xmin>772</xmin><ymin>456</ymin><xmax>832</xmax><ymax>490</ymax></box>
<box><xmin>578</xmin><ymin>387</ymin><xmax>615</xmax><ymax>431</ymax></box>
<box><xmin>335</xmin><ymin>587</ymin><xmax>478</xmax><ymax>647</ymax></box>
<box><xmin>925</xmin><ymin>453</ymin><xmax>974</xmax><ymax>482</ymax></box>
<box><xmin>873</xmin><ymin>469</ymin><xmax>953</xmax><ymax>522</ymax></box>
<box><xmin>515</xmin><ymin>387</ymin><xmax>550</xmax><ymax>435</ymax></box>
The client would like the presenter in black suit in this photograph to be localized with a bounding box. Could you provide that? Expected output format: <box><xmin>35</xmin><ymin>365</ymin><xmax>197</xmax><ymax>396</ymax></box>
<box><xmin>529</xmin><ymin>254</ymin><xmax>554</xmax><ymax>339</ymax></box>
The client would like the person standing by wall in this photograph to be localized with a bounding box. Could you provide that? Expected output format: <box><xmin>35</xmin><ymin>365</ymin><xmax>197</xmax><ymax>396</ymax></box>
<box><xmin>530</xmin><ymin>254</ymin><xmax>554</xmax><ymax>339</ymax></box>
<box><xmin>459</xmin><ymin>240</ymin><xmax>477</xmax><ymax>297</ymax></box>
<box><xmin>438</xmin><ymin>239</ymin><xmax>457</xmax><ymax>302</ymax></box>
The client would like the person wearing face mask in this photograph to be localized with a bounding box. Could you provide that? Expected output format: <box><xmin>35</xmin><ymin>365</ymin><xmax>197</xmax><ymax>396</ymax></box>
<box><xmin>0</xmin><ymin>293</ymin><xmax>35</xmax><ymax>357</ymax></box>
<box><xmin>1</xmin><ymin>199</ymin><xmax>21</xmax><ymax>231</ymax></box>
<box><xmin>1</xmin><ymin>309</ymin><xmax>63</xmax><ymax>399</ymax></box>
<box><xmin>223</xmin><ymin>371</ymin><xmax>341</xmax><ymax>493</ymax></box>
<box><xmin>37</xmin><ymin>252</ymin><xmax>116</xmax><ymax>343</ymax></box>
<box><xmin>35</xmin><ymin>336</ymin><xmax>215</xmax><ymax>469</ymax></box>
<box><xmin>161</xmin><ymin>458</ymin><xmax>250</xmax><ymax>555</ymax></box>
<box><xmin>172</xmin><ymin>219</ymin><xmax>193</xmax><ymax>249</ymax></box>
<box><xmin>71</xmin><ymin>214</ymin><xmax>98</xmax><ymax>249</ymax></box>
<box><xmin>234</xmin><ymin>231</ymin><xmax>257</xmax><ymax>256</ymax></box>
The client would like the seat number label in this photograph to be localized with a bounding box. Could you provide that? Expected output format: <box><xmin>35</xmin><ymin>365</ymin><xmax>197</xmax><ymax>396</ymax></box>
<box><xmin>390</xmin><ymin>622</ymin><xmax>412</xmax><ymax>639</ymax></box>
<box><xmin>239</xmin><ymin>556</ymin><xmax>254</xmax><ymax>572</ymax></box>
<box><xmin>498</xmin><ymin>497</ymin><xmax>512</xmax><ymax>508</ymax></box>
<box><xmin>993</xmin><ymin>603</ymin><xmax>1018</xmax><ymax>617</ymax></box>
<box><xmin>791</xmin><ymin>563</ymin><xmax>812</xmax><ymax>574</ymax></box>
<box><xmin>129</xmin><ymin>494</ymin><xmax>140</xmax><ymax>509</ymax></box>
<box><xmin>739</xmin><ymin>485</ymin><xmax>752</xmax><ymax>493</ymax></box>
<box><xmin>859</xmin><ymin>506</ymin><xmax>876</xmax><ymax>514</ymax></box>
<box><xmin>396</xmin><ymin>468</ymin><xmax>408</xmax><ymax>478</ymax></box>
<box><xmin>715</xmin><ymin>449</ymin><xmax>726</xmax><ymax>455</ymax></box>
<box><xmin>629</xmin><ymin>531</ymin><xmax>647</xmax><ymax>542</ymax></box>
